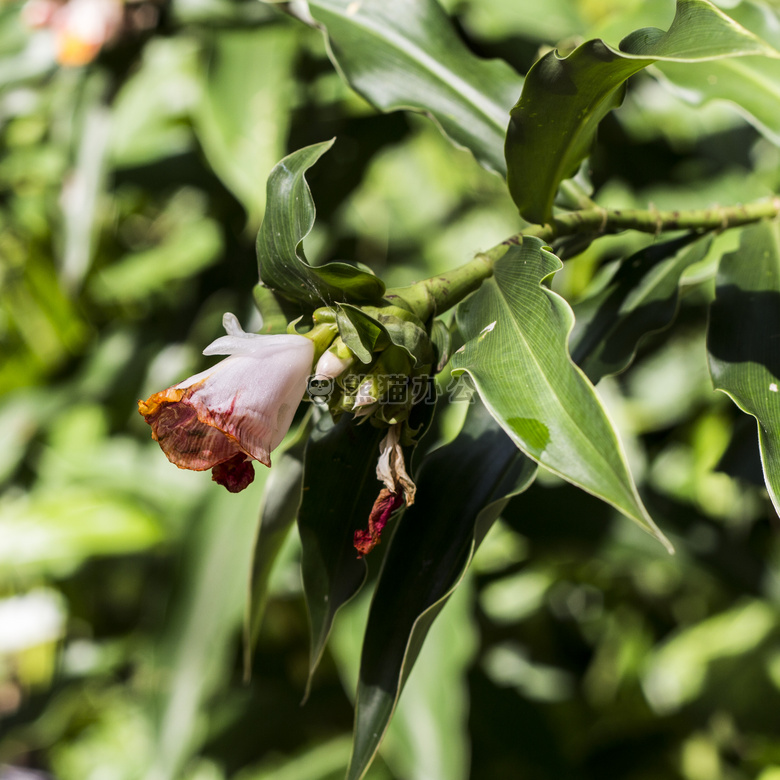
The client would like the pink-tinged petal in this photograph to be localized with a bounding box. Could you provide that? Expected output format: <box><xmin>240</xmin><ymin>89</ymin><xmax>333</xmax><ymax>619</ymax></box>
<box><xmin>211</xmin><ymin>453</ymin><xmax>255</xmax><ymax>493</ymax></box>
<box><xmin>138</xmin><ymin>317</ymin><xmax>315</xmax><ymax>487</ymax></box>
<box><xmin>354</xmin><ymin>488</ymin><xmax>404</xmax><ymax>557</ymax></box>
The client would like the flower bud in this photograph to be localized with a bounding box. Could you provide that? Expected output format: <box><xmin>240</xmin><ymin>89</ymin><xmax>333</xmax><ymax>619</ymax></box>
<box><xmin>313</xmin><ymin>347</ymin><xmax>353</xmax><ymax>382</ymax></box>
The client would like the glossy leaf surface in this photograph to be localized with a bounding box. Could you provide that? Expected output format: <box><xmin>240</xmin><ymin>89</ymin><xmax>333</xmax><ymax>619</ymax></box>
<box><xmin>707</xmin><ymin>221</ymin><xmax>780</xmax><ymax>514</ymax></box>
<box><xmin>656</xmin><ymin>56</ymin><xmax>780</xmax><ymax>145</ymax></box>
<box><xmin>452</xmin><ymin>238</ymin><xmax>671</xmax><ymax>549</ymax></box>
<box><xmin>571</xmin><ymin>233</ymin><xmax>712</xmax><ymax>381</ymax></box>
<box><xmin>338</xmin><ymin>304</ymin><xmax>434</xmax><ymax>368</ymax></box>
<box><xmin>653</xmin><ymin>0</ymin><xmax>780</xmax><ymax>146</ymax></box>
<box><xmin>335</xmin><ymin>305</ymin><xmax>386</xmax><ymax>365</ymax></box>
<box><xmin>297</xmin><ymin>413</ymin><xmax>384</xmax><ymax>689</ymax></box>
<box><xmin>307</xmin><ymin>0</ymin><xmax>522</xmax><ymax>175</ymax></box>
<box><xmin>347</xmin><ymin>404</ymin><xmax>537</xmax><ymax>780</ymax></box>
<box><xmin>506</xmin><ymin>0</ymin><xmax>777</xmax><ymax>224</ymax></box>
<box><xmin>256</xmin><ymin>141</ymin><xmax>386</xmax><ymax>308</ymax></box>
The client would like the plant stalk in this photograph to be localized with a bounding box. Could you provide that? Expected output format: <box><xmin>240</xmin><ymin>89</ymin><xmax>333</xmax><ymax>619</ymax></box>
<box><xmin>385</xmin><ymin>252</ymin><xmax>498</xmax><ymax>321</ymax></box>
<box><xmin>388</xmin><ymin>196</ymin><xmax>780</xmax><ymax>321</ymax></box>
<box><xmin>522</xmin><ymin>197</ymin><xmax>780</xmax><ymax>243</ymax></box>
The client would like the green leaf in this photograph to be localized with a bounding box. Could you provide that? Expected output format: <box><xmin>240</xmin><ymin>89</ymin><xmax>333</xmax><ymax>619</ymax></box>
<box><xmin>338</xmin><ymin>304</ymin><xmax>434</xmax><ymax>367</ymax></box>
<box><xmin>253</xmin><ymin>283</ymin><xmax>304</xmax><ymax>335</ymax></box>
<box><xmin>0</xmin><ymin>489</ymin><xmax>163</xmax><ymax>580</ymax></box>
<box><xmin>297</xmin><ymin>413</ymin><xmax>384</xmax><ymax>692</ymax></box>
<box><xmin>619</xmin><ymin>0</ymin><xmax>774</xmax><ymax>59</ymax></box>
<box><xmin>506</xmin><ymin>0</ymin><xmax>778</xmax><ymax>224</ymax></box>
<box><xmin>652</xmin><ymin>0</ymin><xmax>780</xmax><ymax>146</ymax></box>
<box><xmin>256</xmin><ymin>142</ymin><xmax>386</xmax><ymax>309</ymax></box>
<box><xmin>347</xmin><ymin>403</ymin><xmax>537</xmax><ymax>780</ymax></box>
<box><xmin>61</xmin><ymin>72</ymin><xmax>112</xmax><ymax>290</ymax></box>
<box><xmin>571</xmin><ymin>233</ymin><xmax>712</xmax><ymax>382</ymax></box>
<box><xmin>431</xmin><ymin>318</ymin><xmax>452</xmax><ymax>371</ymax></box>
<box><xmin>110</xmin><ymin>38</ymin><xmax>198</xmax><ymax>168</ymax></box>
<box><xmin>353</xmin><ymin>574</ymin><xmax>476</xmax><ymax>780</ymax></box>
<box><xmin>655</xmin><ymin>56</ymin><xmax>780</xmax><ymax>145</ymax></box>
<box><xmin>336</xmin><ymin>305</ymin><xmax>386</xmax><ymax>364</ymax></box>
<box><xmin>451</xmin><ymin>237</ymin><xmax>671</xmax><ymax>550</ymax></box>
<box><xmin>643</xmin><ymin>599</ymin><xmax>775</xmax><ymax>714</ymax></box>
<box><xmin>306</xmin><ymin>0</ymin><xmax>522</xmax><ymax>176</ymax></box>
<box><xmin>707</xmin><ymin>221</ymin><xmax>780</xmax><ymax>516</ymax></box>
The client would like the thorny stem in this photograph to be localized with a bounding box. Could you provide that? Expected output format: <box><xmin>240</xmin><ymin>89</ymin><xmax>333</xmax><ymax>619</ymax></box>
<box><xmin>520</xmin><ymin>197</ymin><xmax>780</xmax><ymax>243</ymax></box>
<box><xmin>393</xmin><ymin>196</ymin><xmax>780</xmax><ymax>321</ymax></box>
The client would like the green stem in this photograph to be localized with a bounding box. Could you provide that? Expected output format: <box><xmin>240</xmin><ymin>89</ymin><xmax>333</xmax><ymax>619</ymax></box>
<box><xmin>385</xmin><ymin>252</ymin><xmax>497</xmax><ymax>321</ymax></box>
<box><xmin>523</xmin><ymin>197</ymin><xmax>780</xmax><ymax>243</ymax></box>
<box><xmin>388</xmin><ymin>196</ymin><xmax>780</xmax><ymax>321</ymax></box>
<box><xmin>304</xmin><ymin>322</ymin><xmax>338</xmax><ymax>362</ymax></box>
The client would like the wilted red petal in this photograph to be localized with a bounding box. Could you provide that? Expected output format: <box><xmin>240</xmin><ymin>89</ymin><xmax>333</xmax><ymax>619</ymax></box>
<box><xmin>138</xmin><ymin>383</ymin><xmax>244</xmax><ymax>471</ymax></box>
<box><xmin>354</xmin><ymin>488</ymin><xmax>404</xmax><ymax>557</ymax></box>
<box><xmin>211</xmin><ymin>453</ymin><xmax>255</xmax><ymax>493</ymax></box>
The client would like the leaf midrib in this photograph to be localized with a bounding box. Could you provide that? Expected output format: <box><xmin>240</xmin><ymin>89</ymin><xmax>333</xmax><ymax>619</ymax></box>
<box><xmin>478</xmin><ymin>267</ymin><xmax>634</xmax><ymax>507</ymax></box>
<box><xmin>313</xmin><ymin>1</ymin><xmax>509</xmax><ymax>131</ymax></box>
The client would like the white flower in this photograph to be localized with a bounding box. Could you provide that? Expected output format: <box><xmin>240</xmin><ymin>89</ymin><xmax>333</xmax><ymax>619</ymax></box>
<box><xmin>138</xmin><ymin>313</ymin><xmax>314</xmax><ymax>492</ymax></box>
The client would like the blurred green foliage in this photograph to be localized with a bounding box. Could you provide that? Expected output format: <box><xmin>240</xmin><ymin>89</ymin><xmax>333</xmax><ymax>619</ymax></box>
<box><xmin>2</xmin><ymin>1</ymin><xmax>780</xmax><ymax>779</ymax></box>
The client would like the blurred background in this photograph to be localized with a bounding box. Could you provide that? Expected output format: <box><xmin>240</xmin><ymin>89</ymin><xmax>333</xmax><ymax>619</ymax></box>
<box><xmin>2</xmin><ymin>0</ymin><xmax>780</xmax><ymax>778</ymax></box>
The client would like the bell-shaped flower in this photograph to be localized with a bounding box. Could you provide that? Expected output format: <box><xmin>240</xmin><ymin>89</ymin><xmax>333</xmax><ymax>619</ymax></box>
<box><xmin>138</xmin><ymin>313</ymin><xmax>314</xmax><ymax>492</ymax></box>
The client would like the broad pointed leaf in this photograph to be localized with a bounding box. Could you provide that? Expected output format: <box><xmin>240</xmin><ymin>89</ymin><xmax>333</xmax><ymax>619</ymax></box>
<box><xmin>506</xmin><ymin>0</ymin><xmax>778</xmax><ymax>224</ymax></box>
<box><xmin>707</xmin><ymin>221</ymin><xmax>780</xmax><ymax>515</ymax></box>
<box><xmin>306</xmin><ymin>0</ymin><xmax>522</xmax><ymax>176</ymax></box>
<box><xmin>571</xmin><ymin>233</ymin><xmax>712</xmax><ymax>381</ymax></box>
<box><xmin>452</xmin><ymin>237</ymin><xmax>671</xmax><ymax>550</ymax></box>
<box><xmin>653</xmin><ymin>0</ymin><xmax>780</xmax><ymax>146</ymax></box>
<box><xmin>347</xmin><ymin>403</ymin><xmax>537</xmax><ymax>780</ymax></box>
<box><xmin>298</xmin><ymin>413</ymin><xmax>384</xmax><ymax>691</ymax></box>
<box><xmin>256</xmin><ymin>141</ymin><xmax>386</xmax><ymax>309</ymax></box>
